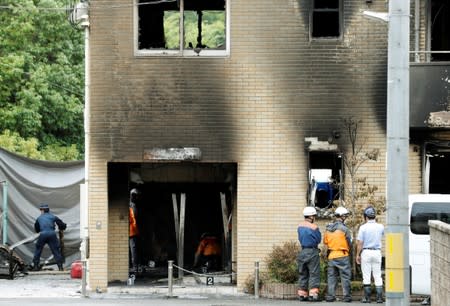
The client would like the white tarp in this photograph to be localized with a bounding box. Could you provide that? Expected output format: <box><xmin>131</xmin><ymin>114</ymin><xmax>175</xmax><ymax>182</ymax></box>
<box><xmin>0</xmin><ymin>148</ymin><xmax>84</xmax><ymax>266</ymax></box>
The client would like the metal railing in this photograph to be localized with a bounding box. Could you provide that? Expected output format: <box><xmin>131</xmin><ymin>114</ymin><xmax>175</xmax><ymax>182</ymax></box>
<box><xmin>166</xmin><ymin>260</ymin><xmax>236</xmax><ymax>298</ymax></box>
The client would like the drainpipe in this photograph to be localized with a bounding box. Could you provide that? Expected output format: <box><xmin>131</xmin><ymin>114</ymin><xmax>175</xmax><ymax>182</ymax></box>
<box><xmin>180</xmin><ymin>0</ymin><xmax>184</xmax><ymax>54</ymax></box>
<box><xmin>69</xmin><ymin>0</ymin><xmax>90</xmax><ymax>296</ymax></box>
<box><xmin>1</xmin><ymin>181</ymin><xmax>7</xmax><ymax>245</ymax></box>
<box><xmin>414</xmin><ymin>0</ymin><xmax>420</xmax><ymax>62</ymax></box>
<box><xmin>81</xmin><ymin>6</ymin><xmax>90</xmax><ymax>298</ymax></box>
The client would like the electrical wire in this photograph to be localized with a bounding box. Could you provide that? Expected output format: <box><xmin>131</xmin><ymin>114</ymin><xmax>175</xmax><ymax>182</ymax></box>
<box><xmin>0</xmin><ymin>62</ymin><xmax>84</xmax><ymax>98</ymax></box>
<box><xmin>0</xmin><ymin>0</ymin><xmax>178</xmax><ymax>12</ymax></box>
<box><xmin>0</xmin><ymin>5</ymin><xmax>69</xmax><ymax>11</ymax></box>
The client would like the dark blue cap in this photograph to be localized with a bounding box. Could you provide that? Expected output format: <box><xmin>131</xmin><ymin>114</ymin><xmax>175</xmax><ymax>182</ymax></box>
<box><xmin>39</xmin><ymin>203</ymin><xmax>49</xmax><ymax>210</ymax></box>
<box><xmin>364</xmin><ymin>206</ymin><xmax>376</xmax><ymax>218</ymax></box>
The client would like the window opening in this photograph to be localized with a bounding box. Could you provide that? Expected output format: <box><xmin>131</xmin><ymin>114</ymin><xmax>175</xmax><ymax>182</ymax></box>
<box><xmin>430</xmin><ymin>0</ymin><xmax>450</xmax><ymax>61</ymax></box>
<box><xmin>311</xmin><ymin>0</ymin><xmax>341</xmax><ymax>39</ymax></box>
<box><xmin>136</xmin><ymin>0</ymin><xmax>227</xmax><ymax>56</ymax></box>
<box><xmin>410</xmin><ymin>202</ymin><xmax>450</xmax><ymax>235</ymax></box>
<box><xmin>424</xmin><ymin>143</ymin><xmax>450</xmax><ymax>193</ymax></box>
<box><xmin>308</xmin><ymin>151</ymin><xmax>342</xmax><ymax>209</ymax></box>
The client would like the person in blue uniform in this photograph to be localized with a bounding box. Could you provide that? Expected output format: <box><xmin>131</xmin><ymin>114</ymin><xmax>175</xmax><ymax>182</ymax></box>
<box><xmin>32</xmin><ymin>203</ymin><xmax>67</xmax><ymax>271</ymax></box>
<box><xmin>297</xmin><ymin>206</ymin><xmax>322</xmax><ymax>301</ymax></box>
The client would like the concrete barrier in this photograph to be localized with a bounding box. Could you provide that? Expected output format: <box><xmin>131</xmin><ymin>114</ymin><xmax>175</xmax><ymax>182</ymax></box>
<box><xmin>429</xmin><ymin>220</ymin><xmax>450</xmax><ymax>306</ymax></box>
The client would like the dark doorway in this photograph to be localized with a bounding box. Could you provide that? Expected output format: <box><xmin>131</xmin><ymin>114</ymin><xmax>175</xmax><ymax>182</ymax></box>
<box><xmin>108</xmin><ymin>162</ymin><xmax>236</xmax><ymax>282</ymax></box>
<box><xmin>426</xmin><ymin>143</ymin><xmax>450</xmax><ymax>193</ymax></box>
<box><xmin>136</xmin><ymin>182</ymin><xmax>231</xmax><ymax>270</ymax></box>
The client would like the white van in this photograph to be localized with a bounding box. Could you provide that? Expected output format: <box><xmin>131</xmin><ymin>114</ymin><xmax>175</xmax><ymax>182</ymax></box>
<box><xmin>409</xmin><ymin>194</ymin><xmax>450</xmax><ymax>296</ymax></box>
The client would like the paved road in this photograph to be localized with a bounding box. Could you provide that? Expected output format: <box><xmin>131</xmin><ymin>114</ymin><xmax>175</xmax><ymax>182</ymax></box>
<box><xmin>0</xmin><ymin>297</ymin><xmax>426</xmax><ymax>306</ymax></box>
<box><xmin>0</xmin><ymin>272</ymin><xmax>425</xmax><ymax>306</ymax></box>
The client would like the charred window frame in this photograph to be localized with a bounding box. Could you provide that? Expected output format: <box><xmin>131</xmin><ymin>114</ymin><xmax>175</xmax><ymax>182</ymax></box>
<box><xmin>134</xmin><ymin>0</ymin><xmax>229</xmax><ymax>57</ymax></box>
<box><xmin>310</xmin><ymin>0</ymin><xmax>342</xmax><ymax>40</ymax></box>
<box><xmin>307</xmin><ymin>151</ymin><xmax>343</xmax><ymax>210</ymax></box>
<box><xmin>428</xmin><ymin>0</ymin><xmax>450</xmax><ymax>61</ymax></box>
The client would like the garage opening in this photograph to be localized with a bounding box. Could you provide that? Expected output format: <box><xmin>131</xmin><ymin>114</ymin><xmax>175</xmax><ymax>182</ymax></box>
<box><xmin>108</xmin><ymin>162</ymin><xmax>236</xmax><ymax>283</ymax></box>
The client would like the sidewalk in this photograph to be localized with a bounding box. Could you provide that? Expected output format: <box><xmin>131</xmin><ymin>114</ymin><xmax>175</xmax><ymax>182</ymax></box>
<box><xmin>0</xmin><ymin>271</ymin><xmax>80</xmax><ymax>298</ymax></box>
<box><xmin>0</xmin><ymin>271</ymin><xmax>425</xmax><ymax>305</ymax></box>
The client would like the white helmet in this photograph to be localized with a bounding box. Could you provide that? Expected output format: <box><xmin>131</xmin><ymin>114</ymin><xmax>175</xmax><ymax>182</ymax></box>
<box><xmin>303</xmin><ymin>206</ymin><xmax>317</xmax><ymax>217</ymax></box>
<box><xmin>335</xmin><ymin>206</ymin><xmax>349</xmax><ymax>216</ymax></box>
<box><xmin>130</xmin><ymin>188</ymin><xmax>141</xmax><ymax>196</ymax></box>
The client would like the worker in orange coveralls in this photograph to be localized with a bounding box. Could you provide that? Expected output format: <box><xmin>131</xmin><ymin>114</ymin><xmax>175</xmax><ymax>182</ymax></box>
<box><xmin>193</xmin><ymin>233</ymin><xmax>221</xmax><ymax>272</ymax></box>
<box><xmin>129</xmin><ymin>188</ymin><xmax>141</xmax><ymax>272</ymax></box>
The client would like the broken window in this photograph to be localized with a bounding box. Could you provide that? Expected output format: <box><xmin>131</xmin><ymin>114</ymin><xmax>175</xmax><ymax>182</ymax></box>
<box><xmin>135</xmin><ymin>0</ymin><xmax>228</xmax><ymax>56</ymax></box>
<box><xmin>308</xmin><ymin>151</ymin><xmax>343</xmax><ymax>209</ymax></box>
<box><xmin>430</xmin><ymin>0</ymin><xmax>450</xmax><ymax>61</ymax></box>
<box><xmin>423</xmin><ymin>142</ymin><xmax>450</xmax><ymax>193</ymax></box>
<box><xmin>311</xmin><ymin>0</ymin><xmax>342</xmax><ymax>39</ymax></box>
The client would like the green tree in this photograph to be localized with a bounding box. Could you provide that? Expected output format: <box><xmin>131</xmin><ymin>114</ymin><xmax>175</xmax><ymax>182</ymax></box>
<box><xmin>0</xmin><ymin>0</ymin><xmax>84</xmax><ymax>161</ymax></box>
<box><xmin>164</xmin><ymin>10</ymin><xmax>225</xmax><ymax>49</ymax></box>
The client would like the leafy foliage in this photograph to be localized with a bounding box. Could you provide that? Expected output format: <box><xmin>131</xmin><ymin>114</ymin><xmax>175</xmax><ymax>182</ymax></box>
<box><xmin>0</xmin><ymin>130</ymin><xmax>80</xmax><ymax>161</ymax></box>
<box><xmin>265</xmin><ymin>241</ymin><xmax>300</xmax><ymax>284</ymax></box>
<box><xmin>0</xmin><ymin>0</ymin><xmax>84</xmax><ymax>160</ymax></box>
<box><xmin>164</xmin><ymin>10</ymin><xmax>225</xmax><ymax>49</ymax></box>
<box><xmin>243</xmin><ymin>271</ymin><xmax>269</xmax><ymax>294</ymax></box>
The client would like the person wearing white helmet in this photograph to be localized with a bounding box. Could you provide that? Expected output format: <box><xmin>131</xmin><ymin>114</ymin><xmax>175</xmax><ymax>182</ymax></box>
<box><xmin>297</xmin><ymin>206</ymin><xmax>321</xmax><ymax>301</ymax></box>
<box><xmin>356</xmin><ymin>206</ymin><xmax>384</xmax><ymax>303</ymax></box>
<box><xmin>323</xmin><ymin>206</ymin><xmax>352</xmax><ymax>302</ymax></box>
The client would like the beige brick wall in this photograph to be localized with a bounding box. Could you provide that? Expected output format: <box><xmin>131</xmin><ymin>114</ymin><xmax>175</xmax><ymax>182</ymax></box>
<box><xmin>409</xmin><ymin>145</ymin><xmax>423</xmax><ymax>194</ymax></box>
<box><xmin>429</xmin><ymin>221</ymin><xmax>450</xmax><ymax>305</ymax></box>
<box><xmin>87</xmin><ymin>0</ymin><xmax>425</xmax><ymax>291</ymax></box>
<box><xmin>108</xmin><ymin>197</ymin><xmax>129</xmax><ymax>281</ymax></box>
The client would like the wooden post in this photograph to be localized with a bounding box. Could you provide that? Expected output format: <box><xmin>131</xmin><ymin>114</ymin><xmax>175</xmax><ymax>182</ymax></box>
<box><xmin>172</xmin><ymin>193</ymin><xmax>180</xmax><ymax>276</ymax></box>
<box><xmin>220</xmin><ymin>192</ymin><xmax>230</xmax><ymax>270</ymax></box>
<box><xmin>178</xmin><ymin>193</ymin><xmax>186</xmax><ymax>279</ymax></box>
<box><xmin>172</xmin><ymin>194</ymin><xmax>179</xmax><ymax>250</ymax></box>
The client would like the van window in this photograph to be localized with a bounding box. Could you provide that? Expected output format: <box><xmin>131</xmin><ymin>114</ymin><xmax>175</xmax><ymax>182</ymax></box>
<box><xmin>410</xmin><ymin>202</ymin><xmax>450</xmax><ymax>235</ymax></box>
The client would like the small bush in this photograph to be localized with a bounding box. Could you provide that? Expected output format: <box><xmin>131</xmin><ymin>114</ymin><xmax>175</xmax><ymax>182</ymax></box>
<box><xmin>265</xmin><ymin>241</ymin><xmax>300</xmax><ymax>284</ymax></box>
<box><xmin>243</xmin><ymin>272</ymin><xmax>269</xmax><ymax>294</ymax></box>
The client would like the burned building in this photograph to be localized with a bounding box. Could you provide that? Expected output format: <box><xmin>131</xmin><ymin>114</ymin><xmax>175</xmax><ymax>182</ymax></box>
<box><xmin>82</xmin><ymin>0</ymin><xmax>450</xmax><ymax>292</ymax></box>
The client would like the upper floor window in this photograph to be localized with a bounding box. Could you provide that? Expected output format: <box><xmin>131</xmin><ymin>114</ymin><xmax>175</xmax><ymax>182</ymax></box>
<box><xmin>135</xmin><ymin>0</ymin><xmax>229</xmax><ymax>57</ymax></box>
<box><xmin>310</xmin><ymin>0</ymin><xmax>342</xmax><ymax>39</ymax></box>
<box><xmin>430</xmin><ymin>0</ymin><xmax>450</xmax><ymax>61</ymax></box>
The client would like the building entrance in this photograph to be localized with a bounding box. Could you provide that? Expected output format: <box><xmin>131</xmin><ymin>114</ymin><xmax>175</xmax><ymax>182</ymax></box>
<box><xmin>108</xmin><ymin>162</ymin><xmax>236</xmax><ymax>283</ymax></box>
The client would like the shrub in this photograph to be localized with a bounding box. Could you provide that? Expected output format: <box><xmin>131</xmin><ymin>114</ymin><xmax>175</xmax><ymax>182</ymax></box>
<box><xmin>265</xmin><ymin>241</ymin><xmax>300</xmax><ymax>284</ymax></box>
<box><xmin>243</xmin><ymin>272</ymin><xmax>269</xmax><ymax>294</ymax></box>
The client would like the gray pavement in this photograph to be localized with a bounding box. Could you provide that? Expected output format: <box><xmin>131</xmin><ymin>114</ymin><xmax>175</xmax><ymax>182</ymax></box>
<box><xmin>0</xmin><ymin>272</ymin><xmax>425</xmax><ymax>305</ymax></box>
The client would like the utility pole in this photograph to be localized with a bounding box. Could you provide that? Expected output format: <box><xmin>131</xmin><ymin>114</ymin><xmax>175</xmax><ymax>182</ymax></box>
<box><xmin>364</xmin><ymin>0</ymin><xmax>411</xmax><ymax>304</ymax></box>
<box><xmin>69</xmin><ymin>1</ymin><xmax>90</xmax><ymax>296</ymax></box>
<box><xmin>385</xmin><ymin>1</ymin><xmax>410</xmax><ymax>306</ymax></box>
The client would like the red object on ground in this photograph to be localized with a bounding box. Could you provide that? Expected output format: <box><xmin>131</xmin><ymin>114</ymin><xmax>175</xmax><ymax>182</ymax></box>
<box><xmin>70</xmin><ymin>260</ymin><xmax>82</xmax><ymax>279</ymax></box>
